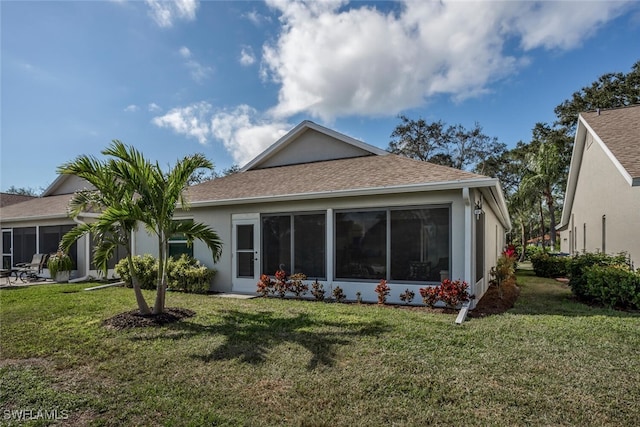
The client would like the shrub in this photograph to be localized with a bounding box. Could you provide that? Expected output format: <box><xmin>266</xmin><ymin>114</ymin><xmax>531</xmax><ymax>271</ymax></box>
<box><xmin>490</xmin><ymin>251</ymin><xmax>517</xmax><ymax>298</ymax></box>
<box><xmin>419</xmin><ymin>279</ymin><xmax>469</xmax><ymax>308</ymax></box>
<box><xmin>274</xmin><ymin>269</ymin><xmax>289</xmax><ymax>298</ymax></box>
<box><xmin>311</xmin><ymin>280</ymin><xmax>326</xmax><ymax>301</ymax></box>
<box><xmin>289</xmin><ymin>273</ymin><xmax>308</xmax><ymax>298</ymax></box>
<box><xmin>584</xmin><ymin>264</ymin><xmax>640</xmax><ymax>309</ymax></box>
<box><xmin>531</xmin><ymin>252</ymin><xmax>569</xmax><ymax>278</ymax></box>
<box><xmin>419</xmin><ymin>286</ymin><xmax>439</xmax><ymax>307</ymax></box>
<box><xmin>166</xmin><ymin>254</ymin><xmax>216</xmax><ymax>294</ymax></box>
<box><xmin>332</xmin><ymin>286</ymin><xmax>346</xmax><ymax>303</ymax></box>
<box><xmin>374</xmin><ymin>279</ymin><xmax>390</xmax><ymax>304</ymax></box>
<box><xmin>567</xmin><ymin>252</ymin><xmax>629</xmax><ymax>300</ymax></box>
<box><xmin>399</xmin><ymin>289</ymin><xmax>415</xmax><ymax>305</ymax></box>
<box><xmin>257</xmin><ymin>274</ymin><xmax>275</xmax><ymax>297</ymax></box>
<box><xmin>116</xmin><ymin>254</ymin><xmax>215</xmax><ymax>293</ymax></box>
<box><xmin>115</xmin><ymin>254</ymin><xmax>157</xmax><ymax>290</ymax></box>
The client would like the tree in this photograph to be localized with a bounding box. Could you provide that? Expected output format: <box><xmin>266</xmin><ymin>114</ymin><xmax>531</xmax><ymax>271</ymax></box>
<box><xmin>58</xmin><ymin>153</ymin><xmax>152</xmax><ymax>314</ymax></box>
<box><xmin>388</xmin><ymin>115</ymin><xmax>449</xmax><ymax>162</ymax></box>
<box><xmin>103</xmin><ymin>141</ymin><xmax>223</xmax><ymax>314</ymax></box>
<box><xmin>4</xmin><ymin>185</ymin><xmax>40</xmax><ymax>197</ymax></box>
<box><xmin>555</xmin><ymin>60</ymin><xmax>640</xmax><ymax>132</ymax></box>
<box><xmin>520</xmin><ymin>125</ymin><xmax>566</xmax><ymax>249</ymax></box>
<box><xmin>388</xmin><ymin>116</ymin><xmax>505</xmax><ymax>173</ymax></box>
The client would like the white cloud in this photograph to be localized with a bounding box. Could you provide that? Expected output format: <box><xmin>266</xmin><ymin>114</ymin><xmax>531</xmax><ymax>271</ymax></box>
<box><xmin>124</xmin><ymin>104</ymin><xmax>139</xmax><ymax>113</ymax></box>
<box><xmin>179</xmin><ymin>46</ymin><xmax>191</xmax><ymax>58</ymax></box>
<box><xmin>211</xmin><ymin>105</ymin><xmax>290</xmax><ymax>166</ymax></box>
<box><xmin>148</xmin><ymin>102</ymin><xmax>162</xmax><ymax>112</ymax></box>
<box><xmin>239</xmin><ymin>47</ymin><xmax>256</xmax><ymax>66</ymax></box>
<box><xmin>145</xmin><ymin>0</ymin><xmax>199</xmax><ymax>28</ymax></box>
<box><xmin>178</xmin><ymin>46</ymin><xmax>212</xmax><ymax>83</ymax></box>
<box><xmin>151</xmin><ymin>102</ymin><xmax>212</xmax><ymax>144</ymax></box>
<box><xmin>244</xmin><ymin>9</ymin><xmax>271</xmax><ymax>26</ymax></box>
<box><xmin>262</xmin><ymin>0</ymin><xmax>632</xmax><ymax>121</ymax></box>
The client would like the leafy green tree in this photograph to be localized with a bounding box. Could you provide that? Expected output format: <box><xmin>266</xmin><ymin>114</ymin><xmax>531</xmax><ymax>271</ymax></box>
<box><xmin>555</xmin><ymin>60</ymin><xmax>640</xmax><ymax>131</ymax></box>
<box><xmin>103</xmin><ymin>141</ymin><xmax>223</xmax><ymax>314</ymax></box>
<box><xmin>58</xmin><ymin>153</ymin><xmax>152</xmax><ymax>314</ymax></box>
<box><xmin>521</xmin><ymin>126</ymin><xmax>566</xmax><ymax>249</ymax></box>
<box><xmin>388</xmin><ymin>116</ymin><xmax>505</xmax><ymax>173</ymax></box>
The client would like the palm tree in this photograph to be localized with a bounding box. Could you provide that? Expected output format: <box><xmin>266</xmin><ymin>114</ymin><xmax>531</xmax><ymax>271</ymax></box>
<box><xmin>103</xmin><ymin>141</ymin><xmax>223</xmax><ymax>314</ymax></box>
<box><xmin>521</xmin><ymin>139</ymin><xmax>564</xmax><ymax>249</ymax></box>
<box><xmin>58</xmin><ymin>154</ymin><xmax>151</xmax><ymax>314</ymax></box>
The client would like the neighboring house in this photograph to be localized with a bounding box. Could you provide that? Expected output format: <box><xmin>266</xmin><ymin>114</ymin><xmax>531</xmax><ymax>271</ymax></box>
<box><xmin>0</xmin><ymin>193</ymin><xmax>36</xmax><ymax>208</ymax></box>
<box><xmin>135</xmin><ymin>121</ymin><xmax>511</xmax><ymax>307</ymax></box>
<box><xmin>0</xmin><ymin>176</ymin><xmax>93</xmax><ymax>276</ymax></box>
<box><xmin>558</xmin><ymin>105</ymin><xmax>640</xmax><ymax>268</ymax></box>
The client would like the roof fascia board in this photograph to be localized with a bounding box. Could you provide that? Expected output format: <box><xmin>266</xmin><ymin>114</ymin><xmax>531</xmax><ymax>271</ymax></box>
<box><xmin>41</xmin><ymin>175</ymin><xmax>65</xmax><ymax>197</ymax></box>
<box><xmin>188</xmin><ymin>178</ymin><xmax>501</xmax><ymax>208</ymax></box>
<box><xmin>241</xmin><ymin>121</ymin><xmax>387</xmax><ymax>172</ymax></box>
<box><xmin>558</xmin><ymin>117</ymin><xmax>587</xmax><ymax>229</ymax></box>
<box><xmin>0</xmin><ymin>213</ymin><xmax>69</xmax><ymax>222</ymax></box>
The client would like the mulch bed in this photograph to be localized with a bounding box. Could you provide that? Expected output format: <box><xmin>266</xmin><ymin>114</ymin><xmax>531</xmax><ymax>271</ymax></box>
<box><xmin>468</xmin><ymin>278</ymin><xmax>520</xmax><ymax>318</ymax></box>
<box><xmin>103</xmin><ymin>307</ymin><xmax>195</xmax><ymax>330</ymax></box>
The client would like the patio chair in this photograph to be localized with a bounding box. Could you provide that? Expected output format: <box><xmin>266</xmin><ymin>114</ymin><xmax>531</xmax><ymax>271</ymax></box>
<box><xmin>15</xmin><ymin>253</ymin><xmax>49</xmax><ymax>281</ymax></box>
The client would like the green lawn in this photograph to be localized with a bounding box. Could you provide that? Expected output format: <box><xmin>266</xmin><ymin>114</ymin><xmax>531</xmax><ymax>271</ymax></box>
<box><xmin>1</xmin><ymin>272</ymin><xmax>639</xmax><ymax>426</ymax></box>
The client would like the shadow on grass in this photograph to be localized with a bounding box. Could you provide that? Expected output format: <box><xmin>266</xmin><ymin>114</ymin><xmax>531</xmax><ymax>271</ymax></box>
<box><xmin>513</xmin><ymin>269</ymin><xmax>640</xmax><ymax>318</ymax></box>
<box><xmin>133</xmin><ymin>309</ymin><xmax>390</xmax><ymax>370</ymax></box>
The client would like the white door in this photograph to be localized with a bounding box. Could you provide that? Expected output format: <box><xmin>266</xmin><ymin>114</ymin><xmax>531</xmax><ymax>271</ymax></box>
<box><xmin>231</xmin><ymin>217</ymin><xmax>260</xmax><ymax>293</ymax></box>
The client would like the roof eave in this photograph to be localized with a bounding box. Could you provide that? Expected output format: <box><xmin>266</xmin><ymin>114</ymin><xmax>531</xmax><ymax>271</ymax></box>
<box><xmin>188</xmin><ymin>177</ymin><xmax>501</xmax><ymax>208</ymax></box>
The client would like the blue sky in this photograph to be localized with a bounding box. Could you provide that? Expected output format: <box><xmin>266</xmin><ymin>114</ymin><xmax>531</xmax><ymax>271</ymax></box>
<box><xmin>2</xmin><ymin>0</ymin><xmax>639</xmax><ymax>193</ymax></box>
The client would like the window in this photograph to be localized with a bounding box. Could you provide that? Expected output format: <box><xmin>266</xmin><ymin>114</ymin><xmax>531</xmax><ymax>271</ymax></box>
<box><xmin>12</xmin><ymin>227</ymin><xmax>36</xmax><ymax>265</ymax></box>
<box><xmin>336</xmin><ymin>211</ymin><xmax>386</xmax><ymax>280</ymax></box>
<box><xmin>169</xmin><ymin>220</ymin><xmax>193</xmax><ymax>258</ymax></box>
<box><xmin>336</xmin><ymin>206</ymin><xmax>450</xmax><ymax>282</ymax></box>
<box><xmin>39</xmin><ymin>225</ymin><xmax>77</xmax><ymax>268</ymax></box>
<box><xmin>262</xmin><ymin>213</ymin><xmax>326</xmax><ymax>278</ymax></box>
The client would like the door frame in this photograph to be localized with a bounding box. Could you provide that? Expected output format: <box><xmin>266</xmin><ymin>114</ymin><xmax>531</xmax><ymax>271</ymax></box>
<box><xmin>1</xmin><ymin>229</ymin><xmax>13</xmax><ymax>269</ymax></box>
<box><xmin>231</xmin><ymin>214</ymin><xmax>260</xmax><ymax>294</ymax></box>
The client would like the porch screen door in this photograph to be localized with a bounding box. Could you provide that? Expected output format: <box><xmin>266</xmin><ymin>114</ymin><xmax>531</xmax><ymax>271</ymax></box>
<box><xmin>1</xmin><ymin>229</ymin><xmax>12</xmax><ymax>269</ymax></box>
<box><xmin>232</xmin><ymin>216</ymin><xmax>260</xmax><ymax>293</ymax></box>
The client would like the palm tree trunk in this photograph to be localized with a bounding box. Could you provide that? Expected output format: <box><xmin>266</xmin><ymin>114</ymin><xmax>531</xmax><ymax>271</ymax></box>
<box><xmin>538</xmin><ymin>199</ymin><xmax>545</xmax><ymax>248</ymax></box>
<box><xmin>519</xmin><ymin>221</ymin><xmax>526</xmax><ymax>262</ymax></box>
<box><xmin>127</xmin><ymin>255</ymin><xmax>151</xmax><ymax>315</ymax></box>
<box><xmin>153</xmin><ymin>234</ymin><xmax>167</xmax><ymax>315</ymax></box>
<box><xmin>545</xmin><ymin>186</ymin><xmax>556</xmax><ymax>249</ymax></box>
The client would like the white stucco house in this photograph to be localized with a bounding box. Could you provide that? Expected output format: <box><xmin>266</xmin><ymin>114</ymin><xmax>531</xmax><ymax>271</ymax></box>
<box><xmin>1</xmin><ymin>121</ymin><xmax>511</xmax><ymax>308</ymax></box>
<box><xmin>557</xmin><ymin>105</ymin><xmax>640</xmax><ymax>268</ymax></box>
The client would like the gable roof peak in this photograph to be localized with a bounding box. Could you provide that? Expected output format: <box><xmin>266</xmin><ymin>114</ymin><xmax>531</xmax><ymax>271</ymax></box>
<box><xmin>241</xmin><ymin>120</ymin><xmax>387</xmax><ymax>172</ymax></box>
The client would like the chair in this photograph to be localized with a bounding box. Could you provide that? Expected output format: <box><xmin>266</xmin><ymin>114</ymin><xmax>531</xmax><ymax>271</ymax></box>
<box><xmin>15</xmin><ymin>253</ymin><xmax>49</xmax><ymax>281</ymax></box>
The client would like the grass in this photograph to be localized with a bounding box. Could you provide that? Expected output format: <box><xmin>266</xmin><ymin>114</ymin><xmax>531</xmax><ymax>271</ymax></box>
<box><xmin>1</xmin><ymin>273</ymin><xmax>639</xmax><ymax>426</ymax></box>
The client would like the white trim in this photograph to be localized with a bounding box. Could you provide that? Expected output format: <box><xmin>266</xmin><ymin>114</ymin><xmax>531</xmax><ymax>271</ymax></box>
<box><xmin>581</xmin><ymin>116</ymin><xmax>634</xmax><ymax>186</ymax></box>
<box><xmin>462</xmin><ymin>187</ymin><xmax>473</xmax><ymax>288</ymax></box>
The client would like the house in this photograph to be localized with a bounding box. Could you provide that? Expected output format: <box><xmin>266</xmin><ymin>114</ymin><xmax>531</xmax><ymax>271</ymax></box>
<box><xmin>137</xmin><ymin>121</ymin><xmax>511</xmax><ymax>307</ymax></box>
<box><xmin>0</xmin><ymin>121</ymin><xmax>511</xmax><ymax>308</ymax></box>
<box><xmin>557</xmin><ymin>105</ymin><xmax>640</xmax><ymax>268</ymax></box>
<box><xmin>0</xmin><ymin>176</ymin><xmax>92</xmax><ymax>275</ymax></box>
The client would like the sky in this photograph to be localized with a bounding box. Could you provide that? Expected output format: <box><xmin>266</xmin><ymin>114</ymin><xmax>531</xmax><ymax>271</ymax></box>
<box><xmin>1</xmin><ymin>0</ymin><xmax>639</xmax><ymax>193</ymax></box>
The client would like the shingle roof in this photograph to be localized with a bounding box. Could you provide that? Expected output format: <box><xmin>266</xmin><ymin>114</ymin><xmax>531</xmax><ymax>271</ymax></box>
<box><xmin>0</xmin><ymin>193</ymin><xmax>36</xmax><ymax>208</ymax></box>
<box><xmin>581</xmin><ymin>105</ymin><xmax>640</xmax><ymax>180</ymax></box>
<box><xmin>187</xmin><ymin>153</ymin><xmax>487</xmax><ymax>203</ymax></box>
<box><xmin>0</xmin><ymin>194</ymin><xmax>73</xmax><ymax>221</ymax></box>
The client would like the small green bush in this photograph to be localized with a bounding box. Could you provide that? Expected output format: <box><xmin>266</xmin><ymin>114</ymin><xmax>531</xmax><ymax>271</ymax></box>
<box><xmin>583</xmin><ymin>264</ymin><xmax>640</xmax><ymax>309</ymax></box>
<box><xmin>167</xmin><ymin>254</ymin><xmax>216</xmax><ymax>294</ymax></box>
<box><xmin>115</xmin><ymin>254</ymin><xmax>157</xmax><ymax>290</ymax></box>
<box><xmin>531</xmin><ymin>252</ymin><xmax>569</xmax><ymax>278</ymax></box>
<box><xmin>115</xmin><ymin>254</ymin><xmax>215</xmax><ymax>294</ymax></box>
<box><xmin>567</xmin><ymin>252</ymin><xmax>629</xmax><ymax>300</ymax></box>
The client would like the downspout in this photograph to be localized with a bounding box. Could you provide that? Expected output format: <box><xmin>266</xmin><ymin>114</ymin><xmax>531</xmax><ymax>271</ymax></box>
<box><xmin>456</xmin><ymin>187</ymin><xmax>473</xmax><ymax>324</ymax></box>
<box><xmin>68</xmin><ymin>216</ymin><xmax>91</xmax><ymax>283</ymax></box>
